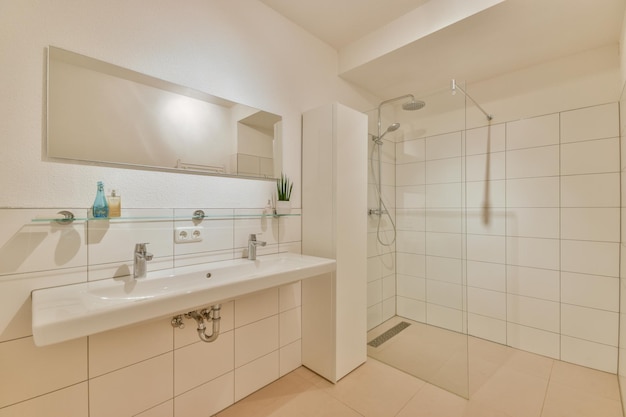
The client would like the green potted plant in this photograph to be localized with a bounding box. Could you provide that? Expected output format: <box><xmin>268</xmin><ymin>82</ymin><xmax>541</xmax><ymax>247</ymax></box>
<box><xmin>275</xmin><ymin>173</ymin><xmax>293</xmax><ymax>215</ymax></box>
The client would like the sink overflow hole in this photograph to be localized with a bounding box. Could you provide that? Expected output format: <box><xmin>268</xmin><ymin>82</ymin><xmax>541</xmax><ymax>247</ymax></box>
<box><xmin>206</xmin><ymin>273</ymin><xmax>212</xmax><ymax>279</ymax></box>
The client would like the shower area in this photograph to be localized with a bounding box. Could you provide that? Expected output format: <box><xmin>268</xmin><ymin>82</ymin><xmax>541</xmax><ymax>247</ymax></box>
<box><xmin>365</xmin><ymin>80</ymin><xmax>498</xmax><ymax>398</ymax></box>
<box><xmin>365</xmin><ymin>74</ymin><xmax>624</xmax><ymax>406</ymax></box>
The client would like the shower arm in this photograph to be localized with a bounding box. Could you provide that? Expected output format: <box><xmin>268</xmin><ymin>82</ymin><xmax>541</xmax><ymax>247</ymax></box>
<box><xmin>451</xmin><ymin>79</ymin><xmax>493</xmax><ymax>121</ymax></box>
<box><xmin>376</xmin><ymin>94</ymin><xmax>415</xmax><ymax>139</ymax></box>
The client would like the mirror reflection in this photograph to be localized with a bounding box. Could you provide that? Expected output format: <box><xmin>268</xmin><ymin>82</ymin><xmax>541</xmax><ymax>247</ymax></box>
<box><xmin>47</xmin><ymin>46</ymin><xmax>282</xmax><ymax>179</ymax></box>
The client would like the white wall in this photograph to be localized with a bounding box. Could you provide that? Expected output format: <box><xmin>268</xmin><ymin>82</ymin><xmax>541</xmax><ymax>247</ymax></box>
<box><xmin>466</xmin><ymin>45</ymin><xmax>620</xmax><ymax>128</ymax></box>
<box><xmin>0</xmin><ymin>1</ymin><xmax>376</xmax><ymax>416</ymax></box>
<box><xmin>0</xmin><ymin>0</ymin><xmax>375</xmax><ymax>209</ymax></box>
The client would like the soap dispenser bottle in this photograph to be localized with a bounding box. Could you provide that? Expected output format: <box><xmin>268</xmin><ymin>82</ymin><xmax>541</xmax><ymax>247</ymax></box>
<box><xmin>107</xmin><ymin>189</ymin><xmax>121</xmax><ymax>217</ymax></box>
<box><xmin>92</xmin><ymin>181</ymin><xmax>109</xmax><ymax>218</ymax></box>
<box><xmin>264</xmin><ymin>199</ymin><xmax>272</xmax><ymax>216</ymax></box>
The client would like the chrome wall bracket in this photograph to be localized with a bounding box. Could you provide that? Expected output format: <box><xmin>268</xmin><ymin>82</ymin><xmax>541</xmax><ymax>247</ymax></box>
<box><xmin>55</xmin><ymin>210</ymin><xmax>75</xmax><ymax>225</ymax></box>
<box><xmin>192</xmin><ymin>209</ymin><xmax>205</xmax><ymax>225</ymax></box>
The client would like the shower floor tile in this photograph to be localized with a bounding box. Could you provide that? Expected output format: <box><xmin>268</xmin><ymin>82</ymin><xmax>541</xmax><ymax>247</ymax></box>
<box><xmin>367</xmin><ymin>316</ymin><xmax>469</xmax><ymax>397</ymax></box>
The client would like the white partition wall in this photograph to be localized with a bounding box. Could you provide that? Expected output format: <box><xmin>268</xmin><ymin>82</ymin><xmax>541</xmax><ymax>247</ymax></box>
<box><xmin>301</xmin><ymin>103</ymin><xmax>368</xmax><ymax>382</ymax></box>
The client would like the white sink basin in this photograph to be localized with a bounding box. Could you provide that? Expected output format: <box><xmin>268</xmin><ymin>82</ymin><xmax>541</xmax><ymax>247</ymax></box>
<box><xmin>32</xmin><ymin>252</ymin><xmax>335</xmax><ymax>346</ymax></box>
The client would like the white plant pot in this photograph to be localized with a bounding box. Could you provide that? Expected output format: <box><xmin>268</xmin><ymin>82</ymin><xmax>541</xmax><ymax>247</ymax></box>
<box><xmin>275</xmin><ymin>200</ymin><xmax>291</xmax><ymax>215</ymax></box>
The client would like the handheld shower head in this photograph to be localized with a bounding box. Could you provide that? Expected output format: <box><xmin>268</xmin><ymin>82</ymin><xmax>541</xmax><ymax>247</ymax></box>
<box><xmin>372</xmin><ymin>123</ymin><xmax>400</xmax><ymax>144</ymax></box>
<box><xmin>385</xmin><ymin>122</ymin><xmax>400</xmax><ymax>133</ymax></box>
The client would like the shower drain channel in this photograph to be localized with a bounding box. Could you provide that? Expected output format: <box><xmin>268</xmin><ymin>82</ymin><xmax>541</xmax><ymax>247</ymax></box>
<box><xmin>367</xmin><ymin>321</ymin><xmax>411</xmax><ymax>348</ymax></box>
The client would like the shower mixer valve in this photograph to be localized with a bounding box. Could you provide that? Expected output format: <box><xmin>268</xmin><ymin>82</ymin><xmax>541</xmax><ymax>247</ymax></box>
<box><xmin>368</xmin><ymin>208</ymin><xmax>388</xmax><ymax>216</ymax></box>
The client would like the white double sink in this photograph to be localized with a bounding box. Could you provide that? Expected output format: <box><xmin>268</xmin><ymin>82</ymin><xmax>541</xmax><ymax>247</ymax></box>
<box><xmin>32</xmin><ymin>252</ymin><xmax>335</xmax><ymax>346</ymax></box>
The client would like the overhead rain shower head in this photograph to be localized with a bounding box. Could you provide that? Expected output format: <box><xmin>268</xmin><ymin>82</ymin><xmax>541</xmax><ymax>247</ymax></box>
<box><xmin>402</xmin><ymin>99</ymin><xmax>426</xmax><ymax>111</ymax></box>
<box><xmin>378</xmin><ymin>94</ymin><xmax>426</xmax><ymax>112</ymax></box>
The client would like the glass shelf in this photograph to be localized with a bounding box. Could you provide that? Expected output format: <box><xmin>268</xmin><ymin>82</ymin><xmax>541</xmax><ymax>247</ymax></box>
<box><xmin>32</xmin><ymin>211</ymin><xmax>300</xmax><ymax>224</ymax></box>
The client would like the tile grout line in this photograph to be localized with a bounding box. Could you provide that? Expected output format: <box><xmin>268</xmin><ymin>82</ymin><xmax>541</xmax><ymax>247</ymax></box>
<box><xmin>392</xmin><ymin>380</ymin><xmax>430</xmax><ymax>417</ymax></box>
<box><xmin>538</xmin><ymin>359</ymin><xmax>556</xmax><ymax>417</ymax></box>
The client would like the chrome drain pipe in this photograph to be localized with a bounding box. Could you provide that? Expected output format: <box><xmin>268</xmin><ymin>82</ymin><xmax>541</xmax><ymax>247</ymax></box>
<box><xmin>171</xmin><ymin>304</ymin><xmax>221</xmax><ymax>343</ymax></box>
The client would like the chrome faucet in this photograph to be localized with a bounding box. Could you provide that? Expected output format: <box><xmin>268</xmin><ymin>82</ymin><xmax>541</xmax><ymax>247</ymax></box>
<box><xmin>247</xmin><ymin>234</ymin><xmax>266</xmax><ymax>260</ymax></box>
<box><xmin>133</xmin><ymin>243</ymin><xmax>153</xmax><ymax>279</ymax></box>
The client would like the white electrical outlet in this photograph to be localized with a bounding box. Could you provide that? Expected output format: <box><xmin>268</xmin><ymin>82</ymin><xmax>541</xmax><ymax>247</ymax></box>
<box><xmin>175</xmin><ymin>226</ymin><xmax>203</xmax><ymax>243</ymax></box>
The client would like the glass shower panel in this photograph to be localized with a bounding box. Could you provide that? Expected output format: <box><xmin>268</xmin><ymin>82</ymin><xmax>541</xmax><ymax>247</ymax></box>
<box><xmin>366</xmin><ymin>86</ymin><xmax>469</xmax><ymax>398</ymax></box>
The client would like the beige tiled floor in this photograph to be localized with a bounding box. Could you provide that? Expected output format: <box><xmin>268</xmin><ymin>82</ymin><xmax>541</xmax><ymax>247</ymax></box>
<box><xmin>217</xmin><ymin>319</ymin><xmax>624</xmax><ymax>417</ymax></box>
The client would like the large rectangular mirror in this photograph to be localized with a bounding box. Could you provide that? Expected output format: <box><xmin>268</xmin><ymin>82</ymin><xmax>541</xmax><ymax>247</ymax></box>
<box><xmin>47</xmin><ymin>46</ymin><xmax>282</xmax><ymax>179</ymax></box>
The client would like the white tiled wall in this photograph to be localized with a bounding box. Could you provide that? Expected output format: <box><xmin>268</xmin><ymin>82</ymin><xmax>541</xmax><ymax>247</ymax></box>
<box><xmin>367</xmin><ymin>133</ymin><xmax>397</xmax><ymax>330</ymax></box>
<box><xmin>0</xmin><ymin>207</ymin><xmax>302</xmax><ymax>416</ymax></box>
<box><xmin>395</xmin><ymin>129</ymin><xmax>467</xmax><ymax>332</ymax></box>
<box><xmin>394</xmin><ymin>102</ymin><xmax>620</xmax><ymax>373</ymax></box>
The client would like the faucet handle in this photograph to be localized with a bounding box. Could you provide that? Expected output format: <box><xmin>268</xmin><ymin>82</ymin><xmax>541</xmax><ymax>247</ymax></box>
<box><xmin>135</xmin><ymin>242</ymin><xmax>150</xmax><ymax>251</ymax></box>
<box><xmin>248</xmin><ymin>234</ymin><xmax>261</xmax><ymax>241</ymax></box>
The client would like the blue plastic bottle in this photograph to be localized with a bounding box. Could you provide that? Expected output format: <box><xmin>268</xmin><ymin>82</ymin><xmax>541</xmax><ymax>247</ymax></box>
<box><xmin>92</xmin><ymin>181</ymin><xmax>109</xmax><ymax>218</ymax></box>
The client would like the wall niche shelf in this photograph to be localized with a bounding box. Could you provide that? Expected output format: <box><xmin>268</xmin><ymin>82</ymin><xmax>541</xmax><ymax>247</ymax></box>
<box><xmin>31</xmin><ymin>210</ymin><xmax>300</xmax><ymax>225</ymax></box>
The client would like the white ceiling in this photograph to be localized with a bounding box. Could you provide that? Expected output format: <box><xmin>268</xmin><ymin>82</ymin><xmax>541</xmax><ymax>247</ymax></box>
<box><xmin>260</xmin><ymin>0</ymin><xmax>432</xmax><ymax>49</ymax></box>
<box><xmin>260</xmin><ymin>0</ymin><xmax>625</xmax><ymax>99</ymax></box>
